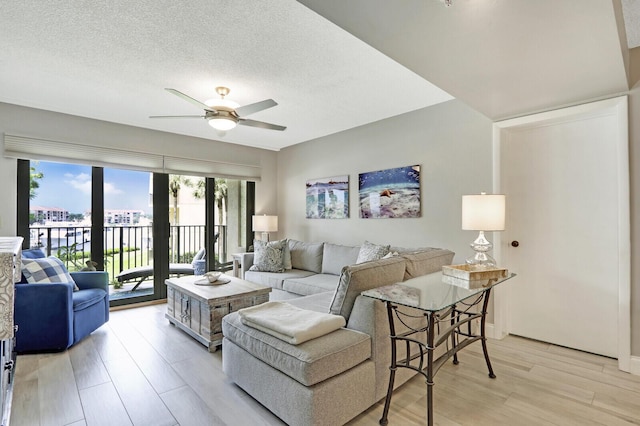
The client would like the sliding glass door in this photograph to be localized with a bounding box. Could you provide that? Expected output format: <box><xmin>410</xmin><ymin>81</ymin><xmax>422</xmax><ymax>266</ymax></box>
<box><xmin>17</xmin><ymin>159</ymin><xmax>254</xmax><ymax>307</ymax></box>
<box><xmin>103</xmin><ymin>167</ymin><xmax>155</xmax><ymax>302</ymax></box>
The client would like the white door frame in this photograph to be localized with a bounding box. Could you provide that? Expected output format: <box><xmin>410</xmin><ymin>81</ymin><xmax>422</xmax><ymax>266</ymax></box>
<box><xmin>491</xmin><ymin>96</ymin><xmax>630</xmax><ymax>372</ymax></box>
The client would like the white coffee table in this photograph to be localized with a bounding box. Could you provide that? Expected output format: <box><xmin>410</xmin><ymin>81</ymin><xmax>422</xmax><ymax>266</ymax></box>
<box><xmin>165</xmin><ymin>274</ymin><xmax>271</xmax><ymax>351</ymax></box>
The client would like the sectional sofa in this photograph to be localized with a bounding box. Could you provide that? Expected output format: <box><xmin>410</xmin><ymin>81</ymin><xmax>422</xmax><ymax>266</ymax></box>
<box><xmin>223</xmin><ymin>240</ymin><xmax>455</xmax><ymax>425</ymax></box>
<box><xmin>240</xmin><ymin>239</ymin><xmax>445</xmax><ymax>300</ymax></box>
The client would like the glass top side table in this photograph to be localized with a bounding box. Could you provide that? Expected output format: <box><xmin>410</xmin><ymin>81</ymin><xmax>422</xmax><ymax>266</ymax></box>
<box><xmin>362</xmin><ymin>270</ymin><xmax>515</xmax><ymax>426</ymax></box>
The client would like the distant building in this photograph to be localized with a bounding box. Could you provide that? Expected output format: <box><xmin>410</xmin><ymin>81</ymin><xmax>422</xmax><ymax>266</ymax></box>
<box><xmin>105</xmin><ymin>209</ymin><xmax>144</xmax><ymax>225</ymax></box>
<box><xmin>30</xmin><ymin>206</ymin><xmax>69</xmax><ymax>223</ymax></box>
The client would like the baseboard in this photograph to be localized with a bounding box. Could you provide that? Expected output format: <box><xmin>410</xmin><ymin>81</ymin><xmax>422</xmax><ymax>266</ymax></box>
<box><xmin>629</xmin><ymin>356</ymin><xmax>640</xmax><ymax>376</ymax></box>
<box><xmin>485</xmin><ymin>323</ymin><xmax>494</xmax><ymax>339</ymax></box>
<box><xmin>484</xmin><ymin>322</ymin><xmax>504</xmax><ymax>340</ymax></box>
<box><xmin>485</xmin><ymin>324</ymin><xmax>640</xmax><ymax>376</ymax></box>
<box><xmin>471</xmin><ymin>322</ymin><xmax>504</xmax><ymax>340</ymax></box>
<box><xmin>109</xmin><ymin>298</ymin><xmax>167</xmax><ymax>311</ymax></box>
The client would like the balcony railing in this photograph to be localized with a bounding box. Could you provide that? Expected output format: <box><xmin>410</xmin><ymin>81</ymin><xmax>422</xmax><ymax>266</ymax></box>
<box><xmin>29</xmin><ymin>224</ymin><xmax>229</xmax><ymax>284</ymax></box>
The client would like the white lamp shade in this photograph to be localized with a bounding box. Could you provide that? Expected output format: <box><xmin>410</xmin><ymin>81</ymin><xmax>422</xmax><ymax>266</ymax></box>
<box><xmin>208</xmin><ymin>117</ymin><xmax>237</xmax><ymax>131</ymax></box>
<box><xmin>252</xmin><ymin>215</ymin><xmax>278</xmax><ymax>232</ymax></box>
<box><xmin>461</xmin><ymin>194</ymin><xmax>506</xmax><ymax>231</ymax></box>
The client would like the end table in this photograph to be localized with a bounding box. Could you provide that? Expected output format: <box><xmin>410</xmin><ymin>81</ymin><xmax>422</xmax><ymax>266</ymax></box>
<box><xmin>362</xmin><ymin>270</ymin><xmax>515</xmax><ymax>425</ymax></box>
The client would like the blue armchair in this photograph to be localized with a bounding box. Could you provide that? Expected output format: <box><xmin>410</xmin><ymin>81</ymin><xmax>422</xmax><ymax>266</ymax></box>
<box><xmin>15</xmin><ymin>249</ymin><xmax>109</xmax><ymax>353</ymax></box>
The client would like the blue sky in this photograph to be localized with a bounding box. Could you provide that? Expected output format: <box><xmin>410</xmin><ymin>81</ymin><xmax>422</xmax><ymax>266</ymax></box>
<box><xmin>31</xmin><ymin>161</ymin><xmax>152</xmax><ymax>214</ymax></box>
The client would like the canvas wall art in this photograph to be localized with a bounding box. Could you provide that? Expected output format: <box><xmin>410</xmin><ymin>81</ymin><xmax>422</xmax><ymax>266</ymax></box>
<box><xmin>359</xmin><ymin>165</ymin><xmax>420</xmax><ymax>218</ymax></box>
<box><xmin>306</xmin><ymin>175</ymin><xmax>349</xmax><ymax>219</ymax></box>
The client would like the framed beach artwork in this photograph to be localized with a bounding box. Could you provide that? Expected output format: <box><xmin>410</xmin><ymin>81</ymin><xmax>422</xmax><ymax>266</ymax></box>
<box><xmin>358</xmin><ymin>165</ymin><xmax>421</xmax><ymax>218</ymax></box>
<box><xmin>306</xmin><ymin>175</ymin><xmax>349</xmax><ymax>219</ymax></box>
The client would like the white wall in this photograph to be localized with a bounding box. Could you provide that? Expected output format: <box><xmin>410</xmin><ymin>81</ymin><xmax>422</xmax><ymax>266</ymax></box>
<box><xmin>276</xmin><ymin>99</ymin><xmax>493</xmax><ymax>263</ymax></box>
<box><xmin>0</xmin><ymin>151</ymin><xmax>17</xmax><ymax>236</ymax></box>
<box><xmin>278</xmin><ymin>91</ymin><xmax>640</xmax><ymax>360</ymax></box>
<box><xmin>629</xmin><ymin>50</ymin><xmax>640</xmax><ymax>357</ymax></box>
<box><xmin>0</xmin><ymin>102</ymin><xmax>278</xmax><ymax>237</ymax></box>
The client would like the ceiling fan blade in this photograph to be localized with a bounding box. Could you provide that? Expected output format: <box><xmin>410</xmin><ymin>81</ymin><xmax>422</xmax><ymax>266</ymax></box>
<box><xmin>235</xmin><ymin>99</ymin><xmax>277</xmax><ymax>117</ymax></box>
<box><xmin>238</xmin><ymin>118</ymin><xmax>286</xmax><ymax>131</ymax></box>
<box><xmin>149</xmin><ymin>115</ymin><xmax>206</xmax><ymax>119</ymax></box>
<box><xmin>165</xmin><ymin>88</ymin><xmax>216</xmax><ymax>112</ymax></box>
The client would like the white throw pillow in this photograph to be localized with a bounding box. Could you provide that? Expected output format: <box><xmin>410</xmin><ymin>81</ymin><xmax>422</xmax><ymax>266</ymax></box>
<box><xmin>356</xmin><ymin>240</ymin><xmax>391</xmax><ymax>264</ymax></box>
<box><xmin>249</xmin><ymin>239</ymin><xmax>286</xmax><ymax>273</ymax></box>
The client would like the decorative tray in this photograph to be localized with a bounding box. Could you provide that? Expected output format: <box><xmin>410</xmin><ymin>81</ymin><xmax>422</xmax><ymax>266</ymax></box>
<box><xmin>442</xmin><ymin>264</ymin><xmax>508</xmax><ymax>281</ymax></box>
<box><xmin>442</xmin><ymin>274</ymin><xmax>494</xmax><ymax>289</ymax></box>
<box><xmin>194</xmin><ymin>277</ymin><xmax>231</xmax><ymax>286</ymax></box>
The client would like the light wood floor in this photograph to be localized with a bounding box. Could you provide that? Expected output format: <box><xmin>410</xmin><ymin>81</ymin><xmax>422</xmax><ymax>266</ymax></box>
<box><xmin>12</xmin><ymin>303</ymin><xmax>640</xmax><ymax>426</ymax></box>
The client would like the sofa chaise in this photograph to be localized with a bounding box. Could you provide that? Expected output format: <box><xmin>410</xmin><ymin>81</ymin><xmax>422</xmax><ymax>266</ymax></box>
<box><xmin>223</xmin><ymin>241</ymin><xmax>455</xmax><ymax>425</ymax></box>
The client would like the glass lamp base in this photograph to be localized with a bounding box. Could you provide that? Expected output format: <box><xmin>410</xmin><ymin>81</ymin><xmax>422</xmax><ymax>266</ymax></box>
<box><xmin>465</xmin><ymin>252</ymin><xmax>497</xmax><ymax>269</ymax></box>
<box><xmin>466</xmin><ymin>230</ymin><xmax>497</xmax><ymax>269</ymax></box>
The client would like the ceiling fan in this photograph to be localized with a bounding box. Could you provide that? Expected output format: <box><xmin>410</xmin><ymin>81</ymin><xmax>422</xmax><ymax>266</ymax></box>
<box><xmin>150</xmin><ymin>87</ymin><xmax>286</xmax><ymax>132</ymax></box>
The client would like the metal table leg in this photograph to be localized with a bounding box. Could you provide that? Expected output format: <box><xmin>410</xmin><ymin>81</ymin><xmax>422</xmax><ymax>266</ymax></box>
<box><xmin>379</xmin><ymin>302</ymin><xmax>397</xmax><ymax>426</ymax></box>
<box><xmin>378</xmin><ymin>288</ymin><xmax>497</xmax><ymax>425</ymax></box>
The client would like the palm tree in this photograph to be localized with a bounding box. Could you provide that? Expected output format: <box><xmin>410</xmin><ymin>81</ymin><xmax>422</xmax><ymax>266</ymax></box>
<box><xmin>169</xmin><ymin>175</ymin><xmax>193</xmax><ymax>261</ymax></box>
<box><xmin>169</xmin><ymin>175</ymin><xmax>192</xmax><ymax>226</ymax></box>
<box><xmin>214</xmin><ymin>179</ymin><xmax>227</xmax><ymax>225</ymax></box>
<box><xmin>30</xmin><ymin>164</ymin><xmax>43</xmax><ymax>200</ymax></box>
<box><xmin>29</xmin><ymin>164</ymin><xmax>44</xmax><ymax>224</ymax></box>
<box><xmin>193</xmin><ymin>178</ymin><xmax>227</xmax><ymax>225</ymax></box>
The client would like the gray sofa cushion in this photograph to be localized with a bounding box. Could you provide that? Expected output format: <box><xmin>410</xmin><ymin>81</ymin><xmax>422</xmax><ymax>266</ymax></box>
<box><xmin>400</xmin><ymin>248</ymin><xmax>455</xmax><ymax>280</ymax></box>
<box><xmin>223</xmin><ymin>338</ymin><xmax>375</xmax><ymax>426</ymax></box>
<box><xmin>282</xmin><ymin>274</ymin><xmax>340</xmax><ymax>296</ymax></box>
<box><xmin>287</xmin><ymin>291</ymin><xmax>334</xmax><ymax>312</ymax></box>
<box><xmin>321</xmin><ymin>243</ymin><xmax>360</xmax><ymax>275</ymax></box>
<box><xmin>329</xmin><ymin>256</ymin><xmax>407</xmax><ymax>320</ymax></box>
<box><xmin>244</xmin><ymin>269</ymin><xmax>315</xmax><ymax>290</ymax></box>
<box><xmin>222</xmin><ymin>312</ymin><xmax>371</xmax><ymax>387</ymax></box>
<box><xmin>289</xmin><ymin>240</ymin><xmax>324</xmax><ymax>273</ymax></box>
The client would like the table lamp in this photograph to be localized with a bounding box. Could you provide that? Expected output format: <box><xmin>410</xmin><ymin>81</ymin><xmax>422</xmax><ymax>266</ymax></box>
<box><xmin>252</xmin><ymin>214</ymin><xmax>278</xmax><ymax>241</ymax></box>
<box><xmin>461</xmin><ymin>193</ymin><xmax>505</xmax><ymax>268</ymax></box>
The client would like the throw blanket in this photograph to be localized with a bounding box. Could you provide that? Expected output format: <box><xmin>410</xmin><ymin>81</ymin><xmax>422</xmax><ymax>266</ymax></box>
<box><xmin>238</xmin><ymin>301</ymin><xmax>346</xmax><ymax>345</ymax></box>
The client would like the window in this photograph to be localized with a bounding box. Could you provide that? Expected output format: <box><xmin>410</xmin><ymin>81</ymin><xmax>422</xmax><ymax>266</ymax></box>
<box><xmin>18</xmin><ymin>159</ymin><xmax>255</xmax><ymax>307</ymax></box>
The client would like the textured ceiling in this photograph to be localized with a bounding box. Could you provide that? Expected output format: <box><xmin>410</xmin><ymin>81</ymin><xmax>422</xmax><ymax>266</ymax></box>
<box><xmin>300</xmin><ymin>0</ymin><xmax>634</xmax><ymax>121</ymax></box>
<box><xmin>0</xmin><ymin>1</ymin><xmax>636</xmax><ymax>151</ymax></box>
<box><xmin>0</xmin><ymin>1</ymin><xmax>452</xmax><ymax>151</ymax></box>
<box><xmin>622</xmin><ymin>0</ymin><xmax>640</xmax><ymax>48</ymax></box>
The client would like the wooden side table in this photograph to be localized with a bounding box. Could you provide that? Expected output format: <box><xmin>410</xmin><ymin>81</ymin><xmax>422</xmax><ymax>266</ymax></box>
<box><xmin>165</xmin><ymin>274</ymin><xmax>270</xmax><ymax>351</ymax></box>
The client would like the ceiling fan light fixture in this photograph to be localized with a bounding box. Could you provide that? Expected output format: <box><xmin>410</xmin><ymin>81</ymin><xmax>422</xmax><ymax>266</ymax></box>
<box><xmin>154</xmin><ymin>87</ymin><xmax>285</xmax><ymax>132</ymax></box>
<box><xmin>205</xmin><ymin>98</ymin><xmax>240</xmax><ymax>110</ymax></box>
<box><xmin>208</xmin><ymin>116</ymin><xmax>237</xmax><ymax>131</ymax></box>
<box><xmin>206</xmin><ymin>86</ymin><xmax>239</xmax><ymax>110</ymax></box>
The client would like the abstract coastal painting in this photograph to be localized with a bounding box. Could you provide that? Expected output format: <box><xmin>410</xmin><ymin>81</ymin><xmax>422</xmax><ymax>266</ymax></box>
<box><xmin>306</xmin><ymin>175</ymin><xmax>349</xmax><ymax>219</ymax></box>
<box><xmin>359</xmin><ymin>165</ymin><xmax>420</xmax><ymax>218</ymax></box>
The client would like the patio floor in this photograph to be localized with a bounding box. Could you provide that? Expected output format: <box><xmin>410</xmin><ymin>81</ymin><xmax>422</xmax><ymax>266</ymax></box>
<box><xmin>109</xmin><ymin>279</ymin><xmax>154</xmax><ymax>300</ymax></box>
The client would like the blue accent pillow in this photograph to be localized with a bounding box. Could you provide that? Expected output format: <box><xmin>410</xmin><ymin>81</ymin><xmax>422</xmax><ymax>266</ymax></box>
<box><xmin>22</xmin><ymin>248</ymin><xmax>46</xmax><ymax>259</ymax></box>
<box><xmin>21</xmin><ymin>256</ymin><xmax>79</xmax><ymax>291</ymax></box>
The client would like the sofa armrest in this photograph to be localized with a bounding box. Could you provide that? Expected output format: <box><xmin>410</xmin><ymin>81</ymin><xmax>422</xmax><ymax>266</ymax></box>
<box><xmin>347</xmin><ymin>294</ymin><xmax>434</xmax><ymax>402</ymax></box>
<box><xmin>15</xmin><ymin>282</ymin><xmax>74</xmax><ymax>351</ymax></box>
<box><xmin>240</xmin><ymin>253</ymin><xmax>255</xmax><ymax>279</ymax></box>
<box><xmin>15</xmin><ymin>282</ymin><xmax>74</xmax><ymax>310</ymax></box>
<box><xmin>70</xmin><ymin>271</ymin><xmax>109</xmax><ymax>291</ymax></box>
